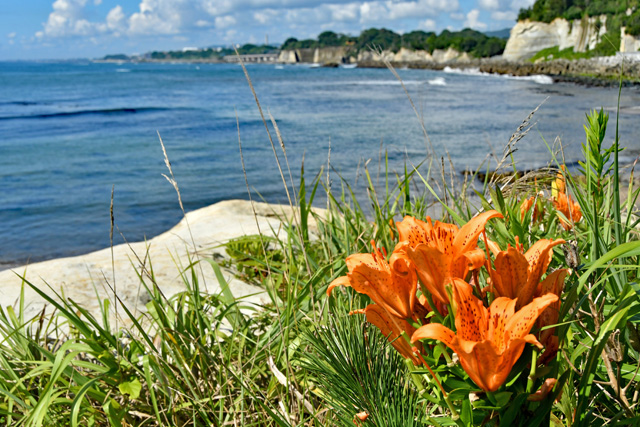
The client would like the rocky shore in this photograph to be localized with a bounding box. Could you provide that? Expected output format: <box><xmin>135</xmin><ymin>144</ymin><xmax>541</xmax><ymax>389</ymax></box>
<box><xmin>0</xmin><ymin>200</ymin><xmax>322</xmax><ymax>322</ymax></box>
<box><xmin>355</xmin><ymin>55</ymin><xmax>640</xmax><ymax>87</ymax></box>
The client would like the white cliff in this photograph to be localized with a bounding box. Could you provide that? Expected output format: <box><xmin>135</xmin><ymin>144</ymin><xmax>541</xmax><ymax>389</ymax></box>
<box><xmin>621</xmin><ymin>27</ymin><xmax>640</xmax><ymax>53</ymax></box>
<box><xmin>503</xmin><ymin>16</ymin><xmax>608</xmax><ymax>61</ymax></box>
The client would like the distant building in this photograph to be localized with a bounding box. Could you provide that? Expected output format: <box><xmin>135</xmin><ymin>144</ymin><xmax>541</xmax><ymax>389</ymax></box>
<box><xmin>182</xmin><ymin>47</ymin><xmax>200</xmax><ymax>52</ymax></box>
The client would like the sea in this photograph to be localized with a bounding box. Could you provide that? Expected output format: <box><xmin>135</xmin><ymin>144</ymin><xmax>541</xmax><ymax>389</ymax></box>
<box><xmin>1</xmin><ymin>60</ymin><xmax>640</xmax><ymax>268</ymax></box>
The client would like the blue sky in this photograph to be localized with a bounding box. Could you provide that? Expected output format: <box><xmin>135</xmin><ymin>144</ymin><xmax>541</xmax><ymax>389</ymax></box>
<box><xmin>0</xmin><ymin>0</ymin><xmax>533</xmax><ymax>60</ymax></box>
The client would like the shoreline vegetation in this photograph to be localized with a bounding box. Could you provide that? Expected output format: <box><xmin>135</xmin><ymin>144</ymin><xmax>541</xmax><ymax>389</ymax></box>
<box><xmin>1</xmin><ymin>101</ymin><xmax>639</xmax><ymax>424</ymax></box>
<box><xmin>2</xmin><ymin>2</ymin><xmax>640</xmax><ymax>424</ymax></box>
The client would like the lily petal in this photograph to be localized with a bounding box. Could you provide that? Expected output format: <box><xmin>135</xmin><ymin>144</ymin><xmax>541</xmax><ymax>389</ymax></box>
<box><xmin>396</xmin><ymin>216</ymin><xmax>432</xmax><ymax>248</ymax></box>
<box><xmin>404</xmin><ymin>243</ymin><xmax>450</xmax><ymax>304</ymax></box>
<box><xmin>536</xmin><ymin>269</ymin><xmax>568</xmax><ymax>344</ymax></box>
<box><xmin>365</xmin><ymin>304</ymin><xmax>420</xmax><ymax>364</ymax></box>
<box><xmin>452</xmin><ymin>279</ymin><xmax>487</xmax><ymax>342</ymax></box>
<box><xmin>486</xmin><ymin>297</ymin><xmax>517</xmax><ymax>354</ymax></box>
<box><xmin>493</xmin><ymin>246</ymin><xmax>529</xmax><ymax>299</ymax></box>
<box><xmin>411</xmin><ymin>323</ymin><xmax>457</xmax><ymax>349</ymax></box>
<box><xmin>452</xmin><ymin>210</ymin><xmax>503</xmax><ymax>256</ymax></box>
<box><xmin>485</xmin><ymin>239</ymin><xmax>502</xmax><ymax>258</ymax></box>
<box><xmin>330</xmin><ymin>249</ymin><xmax>417</xmax><ymax>319</ymax></box>
<box><xmin>451</xmin><ymin>248</ymin><xmax>487</xmax><ymax>280</ymax></box>
<box><xmin>505</xmin><ymin>293</ymin><xmax>559</xmax><ymax>341</ymax></box>
<box><xmin>520</xmin><ymin>239</ymin><xmax>565</xmax><ymax>308</ymax></box>
<box><xmin>432</xmin><ymin>220</ymin><xmax>458</xmax><ymax>254</ymax></box>
<box><xmin>458</xmin><ymin>340</ymin><xmax>501</xmax><ymax>391</ymax></box>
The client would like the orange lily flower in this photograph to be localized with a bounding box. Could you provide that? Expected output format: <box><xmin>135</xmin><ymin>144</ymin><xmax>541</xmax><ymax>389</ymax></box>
<box><xmin>552</xmin><ymin>166</ymin><xmax>567</xmax><ymax>196</ymax></box>
<box><xmin>551</xmin><ymin>165</ymin><xmax>581</xmax><ymax>230</ymax></box>
<box><xmin>490</xmin><ymin>238</ymin><xmax>565</xmax><ymax>309</ymax></box>
<box><xmin>411</xmin><ymin>280</ymin><xmax>558</xmax><ymax>392</ymax></box>
<box><xmin>394</xmin><ymin>211</ymin><xmax>503</xmax><ymax>304</ymax></box>
<box><xmin>520</xmin><ymin>195</ymin><xmax>544</xmax><ymax>222</ymax></box>
<box><xmin>536</xmin><ymin>268</ymin><xmax>569</xmax><ymax>349</ymax></box>
<box><xmin>361</xmin><ymin>304</ymin><xmax>422</xmax><ymax>365</ymax></box>
<box><xmin>327</xmin><ymin>242</ymin><xmax>417</xmax><ymax>319</ymax></box>
<box><xmin>528</xmin><ymin>378</ymin><xmax>557</xmax><ymax>402</ymax></box>
<box><xmin>553</xmin><ymin>191</ymin><xmax>582</xmax><ymax>230</ymax></box>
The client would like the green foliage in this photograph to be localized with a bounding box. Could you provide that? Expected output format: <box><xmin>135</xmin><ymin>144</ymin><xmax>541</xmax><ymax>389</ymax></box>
<box><xmin>149</xmin><ymin>44</ymin><xmax>279</xmax><ymax>61</ymax></box>
<box><xmin>282</xmin><ymin>32</ymin><xmax>357</xmax><ymax>50</ymax></box>
<box><xmin>519</xmin><ymin>0</ymin><xmax>639</xmax><ymax>23</ymax></box>
<box><xmin>592</xmin><ymin>15</ymin><xmax>622</xmax><ymax>56</ymax></box>
<box><xmin>302</xmin><ymin>311</ymin><xmax>429</xmax><ymax>426</ymax></box>
<box><xmin>281</xmin><ymin>27</ymin><xmax>506</xmax><ymax>57</ymax></box>
<box><xmin>528</xmin><ymin>45</ymin><xmax>593</xmax><ymax>62</ymax></box>
<box><xmin>1</xmin><ymin>64</ymin><xmax>639</xmax><ymax>426</ymax></box>
<box><xmin>625</xmin><ymin>9</ymin><xmax>640</xmax><ymax>36</ymax></box>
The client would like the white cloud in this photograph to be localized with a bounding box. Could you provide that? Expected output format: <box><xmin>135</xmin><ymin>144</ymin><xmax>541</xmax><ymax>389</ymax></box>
<box><xmin>8</xmin><ymin>32</ymin><xmax>17</xmax><ymax>39</ymax></box>
<box><xmin>359</xmin><ymin>2</ymin><xmax>388</xmax><ymax>22</ymax></box>
<box><xmin>419</xmin><ymin>19</ymin><xmax>436</xmax><ymax>30</ymax></box>
<box><xmin>254</xmin><ymin>9</ymin><xmax>279</xmax><ymax>24</ymax></box>
<box><xmin>479</xmin><ymin>0</ymin><xmax>499</xmax><ymax>10</ymax></box>
<box><xmin>510</xmin><ymin>0</ymin><xmax>535</xmax><ymax>9</ymax></box>
<box><xmin>381</xmin><ymin>0</ymin><xmax>459</xmax><ymax>20</ymax></box>
<box><xmin>40</xmin><ymin>0</ymin><xmax>90</xmax><ymax>37</ymax></box>
<box><xmin>34</xmin><ymin>0</ymin><xmax>509</xmax><ymax>50</ymax></box>
<box><xmin>214</xmin><ymin>15</ymin><xmax>236</xmax><ymax>29</ymax></box>
<box><xmin>464</xmin><ymin>9</ymin><xmax>486</xmax><ymax>30</ymax></box>
<box><xmin>128</xmin><ymin>0</ymin><xmax>188</xmax><ymax>35</ymax></box>
<box><xmin>328</xmin><ymin>3</ymin><xmax>359</xmax><ymax>21</ymax></box>
<box><xmin>491</xmin><ymin>10</ymin><xmax>516</xmax><ymax>21</ymax></box>
<box><xmin>106</xmin><ymin>6</ymin><xmax>126</xmax><ymax>33</ymax></box>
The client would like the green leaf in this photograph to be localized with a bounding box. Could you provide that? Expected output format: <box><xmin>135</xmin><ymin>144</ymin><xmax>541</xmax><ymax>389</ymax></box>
<box><xmin>103</xmin><ymin>398</ymin><xmax>124</xmax><ymax>427</ymax></box>
<box><xmin>576</xmin><ymin>240</ymin><xmax>640</xmax><ymax>294</ymax></box>
<box><xmin>118</xmin><ymin>378</ymin><xmax>142</xmax><ymax>400</ymax></box>
<box><xmin>487</xmin><ymin>391</ymin><xmax>512</xmax><ymax>408</ymax></box>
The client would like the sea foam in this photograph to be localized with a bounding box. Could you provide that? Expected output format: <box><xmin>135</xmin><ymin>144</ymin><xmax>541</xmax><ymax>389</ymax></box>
<box><xmin>443</xmin><ymin>66</ymin><xmax>553</xmax><ymax>84</ymax></box>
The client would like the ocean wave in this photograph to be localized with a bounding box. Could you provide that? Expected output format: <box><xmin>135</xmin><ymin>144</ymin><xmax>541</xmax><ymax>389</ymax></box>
<box><xmin>428</xmin><ymin>77</ymin><xmax>446</xmax><ymax>86</ymax></box>
<box><xmin>338</xmin><ymin>80</ymin><xmax>423</xmax><ymax>86</ymax></box>
<box><xmin>0</xmin><ymin>107</ymin><xmax>172</xmax><ymax>121</ymax></box>
<box><xmin>116</xmin><ymin>68</ymin><xmax>131</xmax><ymax>73</ymax></box>
<box><xmin>0</xmin><ymin>101</ymin><xmax>41</xmax><ymax>106</ymax></box>
<box><xmin>443</xmin><ymin>66</ymin><xmax>553</xmax><ymax>84</ymax></box>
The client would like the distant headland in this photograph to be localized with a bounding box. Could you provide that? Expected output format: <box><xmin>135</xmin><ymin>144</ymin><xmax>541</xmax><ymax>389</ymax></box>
<box><xmin>98</xmin><ymin>1</ymin><xmax>640</xmax><ymax>85</ymax></box>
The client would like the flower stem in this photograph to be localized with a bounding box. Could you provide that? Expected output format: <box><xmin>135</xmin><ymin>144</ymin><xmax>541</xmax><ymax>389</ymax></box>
<box><xmin>414</xmin><ymin>349</ymin><xmax>460</xmax><ymax>420</ymax></box>
<box><xmin>527</xmin><ymin>348</ymin><xmax>539</xmax><ymax>394</ymax></box>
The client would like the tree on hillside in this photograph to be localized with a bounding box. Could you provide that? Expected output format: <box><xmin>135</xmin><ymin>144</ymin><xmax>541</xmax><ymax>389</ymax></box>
<box><xmin>519</xmin><ymin>0</ymin><xmax>639</xmax><ymax>22</ymax></box>
<box><xmin>278</xmin><ymin>27</ymin><xmax>506</xmax><ymax>58</ymax></box>
<box><xmin>318</xmin><ymin>31</ymin><xmax>340</xmax><ymax>46</ymax></box>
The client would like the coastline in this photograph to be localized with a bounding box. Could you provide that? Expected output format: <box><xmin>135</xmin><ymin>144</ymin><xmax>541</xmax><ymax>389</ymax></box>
<box><xmin>0</xmin><ymin>200</ymin><xmax>322</xmax><ymax>320</ymax></box>
<box><xmin>97</xmin><ymin>54</ymin><xmax>640</xmax><ymax>87</ymax></box>
<box><xmin>354</xmin><ymin>56</ymin><xmax>640</xmax><ymax>87</ymax></box>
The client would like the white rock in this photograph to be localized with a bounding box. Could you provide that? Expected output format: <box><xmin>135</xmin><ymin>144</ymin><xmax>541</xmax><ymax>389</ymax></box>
<box><xmin>393</xmin><ymin>48</ymin><xmax>433</xmax><ymax>62</ymax></box>
<box><xmin>278</xmin><ymin>50</ymin><xmax>298</xmax><ymax>63</ymax></box>
<box><xmin>431</xmin><ymin>47</ymin><xmax>462</xmax><ymax>63</ymax></box>
<box><xmin>504</xmin><ymin>16</ymin><xmax>608</xmax><ymax>61</ymax></box>
<box><xmin>0</xmin><ymin>200</ymin><xmax>321</xmax><ymax>323</ymax></box>
<box><xmin>621</xmin><ymin>27</ymin><xmax>640</xmax><ymax>54</ymax></box>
